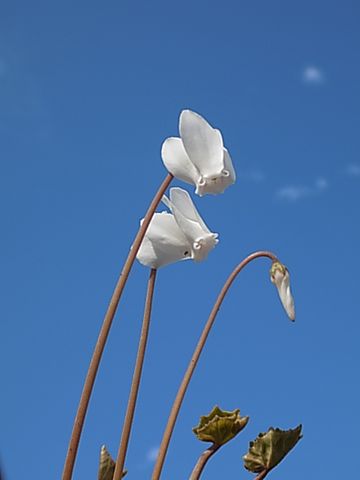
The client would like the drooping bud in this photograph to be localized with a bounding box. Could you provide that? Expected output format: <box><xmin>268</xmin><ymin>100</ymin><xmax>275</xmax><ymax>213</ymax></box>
<box><xmin>243</xmin><ymin>425</ymin><xmax>302</xmax><ymax>474</ymax></box>
<box><xmin>193</xmin><ymin>405</ymin><xmax>249</xmax><ymax>446</ymax></box>
<box><xmin>270</xmin><ymin>261</ymin><xmax>295</xmax><ymax>321</ymax></box>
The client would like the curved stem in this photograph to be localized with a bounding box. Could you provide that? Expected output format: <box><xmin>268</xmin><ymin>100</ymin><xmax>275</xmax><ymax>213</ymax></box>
<box><xmin>62</xmin><ymin>174</ymin><xmax>173</xmax><ymax>480</ymax></box>
<box><xmin>255</xmin><ymin>469</ymin><xmax>270</xmax><ymax>480</ymax></box>
<box><xmin>189</xmin><ymin>444</ymin><xmax>221</xmax><ymax>480</ymax></box>
<box><xmin>112</xmin><ymin>268</ymin><xmax>158</xmax><ymax>480</ymax></box>
<box><xmin>151</xmin><ymin>251</ymin><xmax>278</xmax><ymax>480</ymax></box>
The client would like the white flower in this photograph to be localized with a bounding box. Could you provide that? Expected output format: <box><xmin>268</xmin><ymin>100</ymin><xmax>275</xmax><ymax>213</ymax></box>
<box><xmin>270</xmin><ymin>262</ymin><xmax>295</xmax><ymax>321</ymax></box>
<box><xmin>136</xmin><ymin>187</ymin><xmax>218</xmax><ymax>268</ymax></box>
<box><xmin>161</xmin><ymin>110</ymin><xmax>236</xmax><ymax>196</ymax></box>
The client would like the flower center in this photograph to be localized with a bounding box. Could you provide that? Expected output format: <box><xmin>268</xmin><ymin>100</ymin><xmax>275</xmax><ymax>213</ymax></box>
<box><xmin>198</xmin><ymin>177</ymin><xmax>206</xmax><ymax>186</ymax></box>
<box><xmin>192</xmin><ymin>234</ymin><xmax>219</xmax><ymax>261</ymax></box>
<box><xmin>196</xmin><ymin>172</ymin><xmax>232</xmax><ymax>196</ymax></box>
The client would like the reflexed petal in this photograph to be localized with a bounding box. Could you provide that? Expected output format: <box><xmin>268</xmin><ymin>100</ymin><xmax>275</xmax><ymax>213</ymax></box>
<box><xmin>163</xmin><ymin>188</ymin><xmax>218</xmax><ymax>262</ymax></box>
<box><xmin>136</xmin><ymin>212</ymin><xmax>192</xmax><ymax>268</ymax></box>
<box><xmin>169</xmin><ymin>187</ymin><xmax>211</xmax><ymax>233</ymax></box>
<box><xmin>162</xmin><ymin>190</ymin><xmax>209</xmax><ymax>242</ymax></box>
<box><xmin>161</xmin><ymin>137</ymin><xmax>200</xmax><ymax>185</ymax></box>
<box><xmin>180</xmin><ymin>110</ymin><xmax>224</xmax><ymax>178</ymax></box>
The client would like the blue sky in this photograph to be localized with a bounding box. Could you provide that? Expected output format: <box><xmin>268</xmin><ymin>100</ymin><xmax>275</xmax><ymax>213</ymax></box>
<box><xmin>1</xmin><ymin>1</ymin><xmax>359</xmax><ymax>479</ymax></box>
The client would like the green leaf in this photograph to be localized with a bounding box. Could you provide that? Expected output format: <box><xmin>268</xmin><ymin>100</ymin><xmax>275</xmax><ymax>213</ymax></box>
<box><xmin>98</xmin><ymin>445</ymin><xmax>127</xmax><ymax>480</ymax></box>
<box><xmin>243</xmin><ymin>425</ymin><xmax>302</xmax><ymax>474</ymax></box>
<box><xmin>193</xmin><ymin>405</ymin><xmax>249</xmax><ymax>446</ymax></box>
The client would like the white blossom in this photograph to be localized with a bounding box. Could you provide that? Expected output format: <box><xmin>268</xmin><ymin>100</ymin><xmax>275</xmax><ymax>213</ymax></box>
<box><xmin>162</xmin><ymin>110</ymin><xmax>236</xmax><ymax>196</ymax></box>
<box><xmin>136</xmin><ymin>188</ymin><xmax>218</xmax><ymax>268</ymax></box>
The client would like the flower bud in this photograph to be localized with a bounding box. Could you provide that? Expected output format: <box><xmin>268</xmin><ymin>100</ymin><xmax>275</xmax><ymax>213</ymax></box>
<box><xmin>270</xmin><ymin>261</ymin><xmax>295</xmax><ymax>321</ymax></box>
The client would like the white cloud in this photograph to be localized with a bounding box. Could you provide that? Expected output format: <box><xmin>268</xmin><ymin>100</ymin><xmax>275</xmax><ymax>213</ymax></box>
<box><xmin>302</xmin><ymin>66</ymin><xmax>325</xmax><ymax>84</ymax></box>
<box><xmin>276</xmin><ymin>177</ymin><xmax>328</xmax><ymax>201</ymax></box>
<box><xmin>240</xmin><ymin>169</ymin><xmax>265</xmax><ymax>182</ymax></box>
<box><xmin>346</xmin><ymin>164</ymin><xmax>360</xmax><ymax>176</ymax></box>
<box><xmin>146</xmin><ymin>446</ymin><xmax>159</xmax><ymax>463</ymax></box>
<box><xmin>276</xmin><ymin>185</ymin><xmax>310</xmax><ymax>201</ymax></box>
<box><xmin>315</xmin><ymin>177</ymin><xmax>328</xmax><ymax>190</ymax></box>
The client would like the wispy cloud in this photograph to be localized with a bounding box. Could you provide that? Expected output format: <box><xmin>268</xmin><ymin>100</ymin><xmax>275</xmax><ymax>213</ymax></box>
<box><xmin>239</xmin><ymin>169</ymin><xmax>265</xmax><ymax>182</ymax></box>
<box><xmin>346</xmin><ymin>164</ymin><xmax>360</xmax><ymax>176</ymax></box>
<box><xmin>315</xmin><ymin>177</ymin><xmax>328</xmax><ymax>190</ymax></box>
<box><xmin>302</xmin><ymin>66</ymin><xmax>325</xmax><ymax>85</ymax></box>
<box><xmin>146</xmin><ymin>446</ymin><xmax>159</xmax><ymax>463</ymax></box>
<box><xmin>276</xmin><ymin>177</ymin><xmax>328</xmax><ymax>201</ymax></box>
<box><xmin>276</xmin><ymin>185</ymin><xmax>310</xmax><ymax>201</ymax></box>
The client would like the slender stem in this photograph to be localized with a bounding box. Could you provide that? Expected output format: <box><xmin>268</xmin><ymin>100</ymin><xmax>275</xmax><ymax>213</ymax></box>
<box><xmin>255</xmin><ymin>469</ymin><xmax>270</xmax><ymax>480</ymax></box>
<box><xmin>151</xmin><ymin>251</ymin><xmax>278</xmax><ymax>480</ymax></box>
<box><xmin>189</xmin><ymin>444</ymin><xmax>221</xmax><ymax>480</ymax></box>
<box><xmin>62</xmin><ymin>174</ymin><xmax>173</xmax><ymax>480</ymax></box>
<box><xmin>112</xmin><ymin>268</ymin><xmax>158</xmax><ymax>480</ymax></box>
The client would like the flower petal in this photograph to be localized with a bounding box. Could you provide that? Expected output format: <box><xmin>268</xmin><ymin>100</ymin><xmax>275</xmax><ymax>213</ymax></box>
<box><xmin>162</xmin><ymin>188</ymin><xmax>218</xmax><ymax>262</ymax></box>
<box><xmin>162</xmin><ymin>190</ymin><xmax>209</xmax><ymax>241</ymax></box>
<box><xmin>179</xmin><ymin>110</ymin><xmax>224</xmax><ymax>178</ymax></box>
<box><xmin>136</xmin><ymin>212</ymin><xmax>192</xmax><ymax>268</ymax></box>
<box><xmin>161</xmin><ymin>137</ymin><xmax>200</xmax><ymax>185</ymax></box>
<box><xmin>168</xmin><ymin>187</ymin><xmax>212</xmax><ymax>233</ymax></box>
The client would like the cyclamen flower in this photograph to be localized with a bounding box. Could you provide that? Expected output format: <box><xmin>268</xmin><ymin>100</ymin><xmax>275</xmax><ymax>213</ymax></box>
<box><xmin>162</xmin><ymin>110</ymin><xmax>236</xmax><ymax>196</ymax></box>
<box><xmin>136</xmin><ymin>187</ymin><xmax>218</xmax><ymax>268</ymax></box>
<box><xmin>270</xmin><ymin>262</ymin><xmax>295</xmax><ymax>321</ymax></box>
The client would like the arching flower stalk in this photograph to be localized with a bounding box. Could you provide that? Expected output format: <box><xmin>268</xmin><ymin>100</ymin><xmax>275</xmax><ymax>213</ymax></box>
<box><xmin>162</xmin><ymin>110</ymin><xmax>236</xmax><ymax>196</ymax></box>
<box><xmin>62</xmin><ymin>173</ymin><xmax>173</xmax><ymax>480</ymax></box>
<box><xmin>151</xmin><ymin>251</ymin><xmax>295</xmax><ymax>480</ymax></box>
<box><xmin>112</xmin><ymin>269</ymin><xmax>158</xmax><ymax>480</ymax></box>
<box><xmin>63</xmin><ymin>109</ymin><xmax>233</xmax><ymax>480</ymax></box>
<box><xmin>112</xmin><ymin>189</ymin><xmax>219</xmax><ymax>480</ymax></box>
